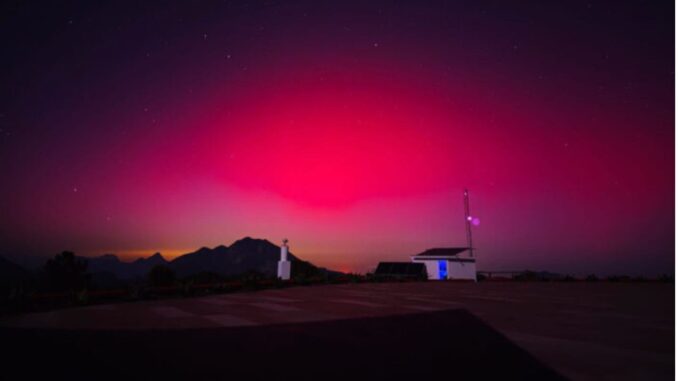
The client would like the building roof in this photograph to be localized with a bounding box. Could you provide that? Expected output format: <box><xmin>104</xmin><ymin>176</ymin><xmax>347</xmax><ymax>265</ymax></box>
<box><xmin>413</xmin><ymin>248</ymin><xmax>469</xmax><ymax>258</ymax></box>
<box><xmin>413</xmin><ymin>257</ymin><xmax>476</xmax><ymax>263</ymax></box>
<box><xmin>374</xmin><ymin>262</ymin><xmax>427</xmax><ymax>277</ymax></box>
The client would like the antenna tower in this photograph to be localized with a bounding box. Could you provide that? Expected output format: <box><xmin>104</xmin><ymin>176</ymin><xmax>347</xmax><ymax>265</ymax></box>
<box><xmin>463</xmin><ymin>188</ymin><xmax>474</xmax><ymax>258</ymax></box>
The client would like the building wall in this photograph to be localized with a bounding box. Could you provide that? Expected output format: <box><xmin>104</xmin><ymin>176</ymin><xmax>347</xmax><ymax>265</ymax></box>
<box><xmin>420</xmin><ymin>260</ymin><xmax>442</xmax><ymax>280</ymax></box>
<box><xmin>447</xmin><ymin>260</ymin><xmax>476</xmax><ymax>281</ymax></box>
<box><xmin>413</xmin><ymin>259</ymin><xmax>476</xmax><ymax>281</ymax></box>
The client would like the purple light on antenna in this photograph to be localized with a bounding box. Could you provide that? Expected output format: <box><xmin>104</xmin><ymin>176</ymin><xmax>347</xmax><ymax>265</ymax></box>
<box><xmin>472</xmin><ymin>217</ymin><xmax>480</xmax><ymax>226</ymax></box>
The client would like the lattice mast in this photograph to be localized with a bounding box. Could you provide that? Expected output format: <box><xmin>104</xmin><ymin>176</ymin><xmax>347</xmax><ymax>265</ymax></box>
<box><xmin>463</xmin><ymin>189</ymin><xmax>474</xmax><ymax>258</ymax></box>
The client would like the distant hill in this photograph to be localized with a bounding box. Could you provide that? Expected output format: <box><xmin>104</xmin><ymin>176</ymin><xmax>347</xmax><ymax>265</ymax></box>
<box><xmin>84</xmin><ymin>252</ymin><xmax>169</xmax><ymax>281</ymax></box>
<box><xmin>133</xmin><ymin>252</ymin><xmax>169</xmax><ymax>277</ymax></box>
<box><xmin>81</xmin><ymin>237</ymin><xmax>332</xmax><ymax>281</ymax></box>
<box><xmin>0</xmin><ymin>256</ymin><xmax>30</xmax><ymax>285</ymax></box>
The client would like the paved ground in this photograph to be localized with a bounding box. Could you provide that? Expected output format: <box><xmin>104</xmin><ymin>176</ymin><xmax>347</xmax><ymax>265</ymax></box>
<box><xmin>2</xmin><ymin>309</ymin><xmax>563</xmax><ymax>380</ymax></box>
<box><xmin>1</xmin><ymin>282</ymin><xmax>673</xmax><ymax>380</ymax></box>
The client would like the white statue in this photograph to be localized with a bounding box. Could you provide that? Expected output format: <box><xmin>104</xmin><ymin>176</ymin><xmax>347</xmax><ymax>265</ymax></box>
<box><xmin>277</xmin><ymin>238</ymin><xmax>291</xmax><ymax>280</ymax></box>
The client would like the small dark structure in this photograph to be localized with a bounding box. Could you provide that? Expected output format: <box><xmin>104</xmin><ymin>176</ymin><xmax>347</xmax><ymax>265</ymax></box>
<box><xmin>374</xmin><ymin>262</ymin><xmax>427</xmax><ymax>280</ymax></box>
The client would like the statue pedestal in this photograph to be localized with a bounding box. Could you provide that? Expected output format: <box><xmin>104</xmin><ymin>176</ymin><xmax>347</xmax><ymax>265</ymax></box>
<box><xmin>278</xmin><ymin>261</ymin><xmax>291</xmax><ymax>280</ymax></box>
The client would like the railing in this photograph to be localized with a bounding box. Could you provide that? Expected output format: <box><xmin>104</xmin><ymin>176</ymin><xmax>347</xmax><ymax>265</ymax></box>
<box><xmin>477</xmin><ymin>271</ymin><xmax>524</xmax><ymax>279</ymax></box>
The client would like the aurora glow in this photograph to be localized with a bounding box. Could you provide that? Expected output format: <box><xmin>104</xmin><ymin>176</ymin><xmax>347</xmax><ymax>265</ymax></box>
<box><xmin>0</xmin><ymin>1</ymin><xmax>673</xmax><ymax>275</ymax></box>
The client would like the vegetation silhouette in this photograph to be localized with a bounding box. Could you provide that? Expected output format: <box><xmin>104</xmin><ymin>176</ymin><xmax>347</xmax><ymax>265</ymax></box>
<box><xmin>147</xmin><ymin>264</ymin><xmax>176</xmax><ymax>287</ymax></box>
<box><xmin>43</xmin><ymin>251</ymin><xmax>89</xmax><ymax>293</ymax></box>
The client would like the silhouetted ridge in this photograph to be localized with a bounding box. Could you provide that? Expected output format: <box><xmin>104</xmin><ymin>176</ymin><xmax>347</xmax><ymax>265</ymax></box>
<box><xmin>134</xmin><ymin>252</ymin><xmax>167</xmax><ymax>264</ymax></box>
<box><xmin>79</xmin><ymin>238</ymin><xmax>331</xmax><ymax>281</ymax></box>
<box><xmin>84</xmin><ymin>252</ymin><xmax>168</xmax><ymax>282</ymax></box>
<box><xmin>169</xmin><ymin>238</ymin><xmax>300</xmax><ymax>277</ymax></box>
<box><xmin>0</xmin><ymin>256</ymin><xmax>30</xmax><ymax>284</ymax></box>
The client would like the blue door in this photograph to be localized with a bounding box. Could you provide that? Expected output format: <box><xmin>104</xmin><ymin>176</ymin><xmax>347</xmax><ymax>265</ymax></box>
<box><xmin>438</xmin><ymin>260</ymin><xmax>447</xmax><ymax>280</ymax></box>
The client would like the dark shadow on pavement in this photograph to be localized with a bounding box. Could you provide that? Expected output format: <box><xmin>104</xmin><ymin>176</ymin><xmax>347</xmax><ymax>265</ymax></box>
<box><xmin>2</xmin><ymin>309</ymin><xmax>565</xmax><ymax>380</ymax></box>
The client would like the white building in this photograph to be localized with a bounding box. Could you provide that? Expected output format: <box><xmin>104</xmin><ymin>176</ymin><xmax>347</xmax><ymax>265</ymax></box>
<box><xmin>411</xmin><ymin>248</ymin><xmax>476</xmax><ymax>281</ymax></box>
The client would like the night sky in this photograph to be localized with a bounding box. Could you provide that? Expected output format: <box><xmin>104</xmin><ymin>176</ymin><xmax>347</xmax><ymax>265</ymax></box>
<box><xmin>0</xmin><ymin>1</ymin><xmax>673</xmax><ymax>275</ymax></box>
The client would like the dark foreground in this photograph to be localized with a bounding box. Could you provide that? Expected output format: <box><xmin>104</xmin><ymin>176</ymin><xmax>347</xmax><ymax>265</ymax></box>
<box><xmin>1</xmin><ymin>282</ymin><xmax>673</xmax><ymax>380</ymax></box>
<box><xmin>3</xmin><ymin>309</ymin><xmax>563</xmax><ymax>380</ymax></box>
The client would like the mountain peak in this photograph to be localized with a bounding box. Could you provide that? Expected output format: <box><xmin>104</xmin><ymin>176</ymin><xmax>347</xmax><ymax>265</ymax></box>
<box><xmin>147</xmin><ymin>252</ymin><xmax>167</xmax><ymax>262</ymax></box>
<box><xmin>132</xmin><ymin>252</ymin><xmax>166</xmax><ymax>264</ymax></box>
<box><xmin>95</xmin><ymin>254</ymin><xmax>121</xmax><ymax>262</ymax></box>
<box><xmin>195</xmin><ymin>246</ymin><xmax>211</xmax><ymax>254</ymax></box>
<box><xmin>231</xmin><ymin>237</ymin><xmax>273</xmax><ymax>247</ymax></box>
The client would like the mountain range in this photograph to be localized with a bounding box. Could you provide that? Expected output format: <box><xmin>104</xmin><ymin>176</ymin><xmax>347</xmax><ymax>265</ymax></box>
<box><xmin>83</xmin><ymin>237</ymin><xmax>327</xmax><ymax>281</ymax></box>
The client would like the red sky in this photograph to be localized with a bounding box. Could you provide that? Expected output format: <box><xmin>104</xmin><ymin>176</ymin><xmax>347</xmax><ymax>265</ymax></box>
<box><xmin>0</xmin><ymin>1</ymin><xmax>673</xmax><ymax>275</ymax></box>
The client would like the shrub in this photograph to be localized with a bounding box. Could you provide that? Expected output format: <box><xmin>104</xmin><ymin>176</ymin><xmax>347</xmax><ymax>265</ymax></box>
<box><xmin>147</xmin><ymin>265</ymin><xmax>176</xmax><ymax>287</ymax></box>
<box><xmin>43</xmin><ymin>251</ymin><xmax>89</xmax><ymax>292</ymax></box>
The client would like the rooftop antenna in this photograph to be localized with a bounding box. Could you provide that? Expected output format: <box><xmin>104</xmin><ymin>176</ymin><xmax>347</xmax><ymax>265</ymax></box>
<box><xmin>463</xmin><ymin>188</ymin><xmax>474</xmax><ymax>258</ymax></box>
